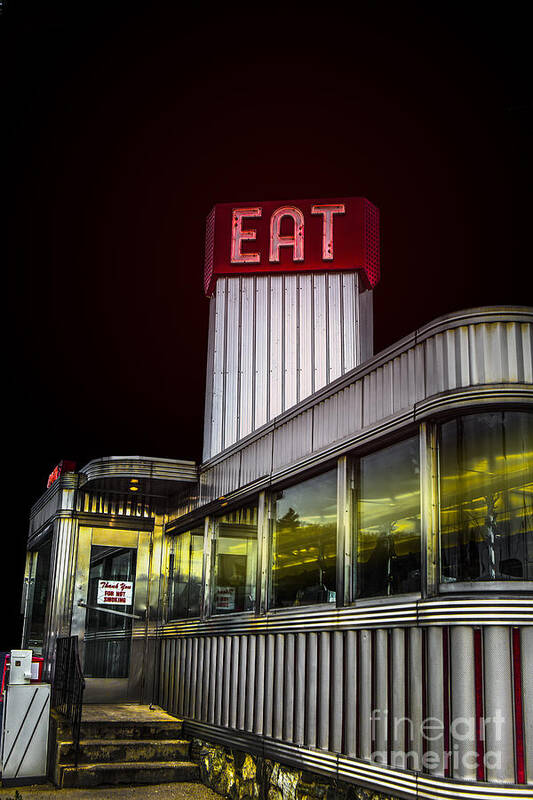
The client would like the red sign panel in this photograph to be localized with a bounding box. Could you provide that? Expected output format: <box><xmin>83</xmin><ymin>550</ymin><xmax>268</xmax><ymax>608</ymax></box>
<box><xmin>47</xmin><ymin>460</ymin><xmax>77</xmax><ymax>489</ymax></box>
<box><xmin>204</xmin><ymin>197</ymin><xmax>379</xmax><ymax>296</ymax></box>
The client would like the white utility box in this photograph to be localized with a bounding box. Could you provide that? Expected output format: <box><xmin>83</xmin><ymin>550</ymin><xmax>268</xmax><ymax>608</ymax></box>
<box><xmin>8</xmin><ymin>649</ymin><xmax>33</xmax><ymax>685</ymax></box>
<box><xmin>1</xmin><ymin>682</ymin><xmax>51</xmax><ymax>783</ymax></box>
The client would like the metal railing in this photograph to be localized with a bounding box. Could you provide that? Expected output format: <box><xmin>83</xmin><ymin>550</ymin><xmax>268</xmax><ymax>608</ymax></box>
<box><xmin>52</xmin><ymin>636</ymin><xmax>85</xmax><ymax>767</ymax></box>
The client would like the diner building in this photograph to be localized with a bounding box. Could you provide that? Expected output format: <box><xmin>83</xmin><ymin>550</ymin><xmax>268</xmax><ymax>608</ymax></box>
<box><xmin>21</xmin><ymin>198</ymin><xmax>533</xmax><ymax>799</ymax></box>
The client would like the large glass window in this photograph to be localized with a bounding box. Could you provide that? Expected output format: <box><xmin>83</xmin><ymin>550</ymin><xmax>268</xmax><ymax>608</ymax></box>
<box><xmin>271</xmin><ymin>470</ymin><xmax>337</xmax><ymax>608</ymax></box>
<box><xmin>440</xmin><ymin>411</ymin><xmax>533</xmax><ymax>583</ymax></box>
<box><xmin>168</xmin><ymin>528</ymin><xmax>204</xmax><ymax>619</ymax></box>
<box><xmin>27</xmin><ymin>540</ymin><xmax>52</xmax><ymax>652</ymax></box>
<box><xmin>355</xmin><ymin>436</ymin><xmax>421</xmax><ymax>598</ymax></box>
<box><xmin>212</xmin><ymin>504</ymin><xmax>258</xmax><ymax>614</ymax></box>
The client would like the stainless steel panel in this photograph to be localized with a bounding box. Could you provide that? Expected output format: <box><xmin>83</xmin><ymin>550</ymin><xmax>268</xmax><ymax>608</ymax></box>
<box><xmin>391</xmin><ymin>628</ymin><xmax>406</xmax><ymax>768</ymax></box>
<box><xmin>408</xmin><ymin>628</ymin><xmax>423</xmax><ymax>771</ymax></box>
<box><xmin>522</xmin><ymin>626</ymin><xmax>533</xmax><ymax>784</ymax></box>
<box><xmin>222</xmin><ymin>635</ymin><xmax>231</xmax><ymax>727</ymax></box>
<box><xmin>328</xmin><ymin>274</ymin><xmax>342</xmax><ymax>383</ymax></box>
<box><xmin>483</xmin><ymin>627</ymin><xmax>515</xmax><ymax>783</ymax></box>
<box><xmin>273</xmin><ymin>634</ymin><xmax>284</xmax><ymax>740</ymax></box>
<box><xmin>190</xmin><ymin>637</ymin><xmax>199</xmax><ymax>719</ymax></box>
<box><xmin>264</xmin><ymin>633</ymin><xmax>275</xmax><ymax>737</ymax></box>
<box><xmin>318</xmin><ymin>631</ymin><xmax>330</xmax><ymax>750</ymax></box>
<box><xmin>331</xmin><ymin>630</ymin><xmax>344</xmax><ymax>753</ymax></box>
<box><xmin>254</xmin><ymin>634</ymin><xmax>265</xmax><ymax>735</ymax></box>
<box><xmin>450</xmin><ymin>626</ymin><xmax>477</xmax><ymax>781</ymax></box>
<box><xmin>305</xmin><ymin>632</ymin><xmax>318</xmax><ymax>747</ymax></box>
<box><xmin>358</xmin><ymin>284</ymin><xmax>373</xmax><ymax>362</ymax></box>
<box><xmin>294</xmin><ymin>632</ymin><xmax>306</xmax><ymax>745</ymax></box>
<box><xmin>246</xmin><ymin>634</ymin><xmax>256</xmax><ymax>732</ymax></box>
<box><xmin>224</xmin><ymin>276</ymin><xmax>241</xmax><ymax>450</ymax></box>
<box><xmin>313</xmin><ymin>274</ymin><xmax>327</xmax><ymax>391</ymax></box>
<box><xmin>208</xmin><ymin>636</ymin><xmax>216</xmax><ymax>724</ymax></box>
<box><xmin>426</xmin><ymin>627</ymin><xmax>445</xmax><ymax>776</ymax></box>
<box><xmin>344</xmin><ymin>630</ymin><xmax>357</xmax><ymax>757</ymax></box>
<box><xmin>237</xmin><ymin>634</ymin><xmax>248</xmax><ymax>730</ymax></box>
<box><xmin>270</xmin><ymin>275</ymin><xmax>283</xmax><ymax>419</ymax></box>
<box><xmin>299</xmin><ymin>275</ymin><xmax>313</xmax><ymax>399</ymax></box>
<box><xmin>284</xmin><ymin>276</ymin><xmax>298</xmax><ymax>410</ymax></box>
<box><xmin>283</xmin><ymin>634</ymin><xmax>295</xmax><ymax>742</ymax></box>
<box><xmin>374</xmin><ymin>629</ymin><xmax>388</xmax><ymax>763</ymax></box>
<box><xmin>239</xmin><ymin>277</ymin><xmax>255</xmax><ymax>440</ymax></box>
<box><xmin>214</xmin><ymin>636</ymin><xmax>224</xmax><ymax>726</ymax></box>
<box><xmin>184</xmin><ymin>637</ymin><xmax>192</xmax><ymax>717</ymax></box>
<box><xmin>254</xmin><ymin>276</ymin><xmax>269</xmax><ymax>430</ymax></box>
<box><xmin>342</xmin><ymin>273</ymin><xmax>357</xmax><ymax>371</ymax></box>
<box><xmin>359</xmin><ymin>630</ymin><xmax>372</xmax><ymax>760</ymax></box>
<box><xmin>201</xmin><ymin>636</ymin><xmax>211</xmax><ymax>721</ymax></box>
<box><xmin>229</xmin><ymin>636</ymin><xmax>239</xmax><ymax>729</ymax></box>
<box><xmin>210</xmin><ymin>279</ymin><xmax>227</xmax><ymax>456</ymax></box>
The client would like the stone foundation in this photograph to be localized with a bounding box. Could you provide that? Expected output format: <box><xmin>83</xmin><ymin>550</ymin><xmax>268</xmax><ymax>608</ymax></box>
<box><xmin>194</xmin><ymin>740</ymin><xmax>401</xmax><ymax>800</ymax></box>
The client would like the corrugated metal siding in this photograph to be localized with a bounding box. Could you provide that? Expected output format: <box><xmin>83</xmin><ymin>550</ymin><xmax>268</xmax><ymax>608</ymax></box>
<box><xmin>159</xmin><ymin>622</ymin><xmax>532</xmax><ymax>788</ymax></box>
<box><xmin>203</xmin><ymin>272</ymin><xmax>367</xmax><ymax>460</ymax></box>
<box><xmin>195</xmin><ymin>314</ymin><xmax>533</xmax><ymax>507</ymax></box>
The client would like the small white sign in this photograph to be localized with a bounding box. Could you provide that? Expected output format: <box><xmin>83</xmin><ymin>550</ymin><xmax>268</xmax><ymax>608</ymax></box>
<box><xmin>214</xmin><ymin>586</ymin><xmax>235</xmax><ymax>611</ymax></box>
<box><xmin>97</xmin><ymin>580</ymin><xmax>133</xmax><ymax>606</ymax></box>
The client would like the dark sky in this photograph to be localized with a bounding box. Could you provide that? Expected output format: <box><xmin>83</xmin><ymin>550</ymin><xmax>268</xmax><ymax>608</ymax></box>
<box><xmin>3</xmin><ymin>2</ymin><xmax>532</xmax><ymax>649</ymax></box>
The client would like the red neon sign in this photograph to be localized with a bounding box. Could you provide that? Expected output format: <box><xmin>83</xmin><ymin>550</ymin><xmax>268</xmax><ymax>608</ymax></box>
<box><xmin>204</xmin><ymin>197</ymin><xmax>379</xmax><ymax>296</ymax></box>
<box><xmin>47</xmin><ymin>460</ymin><xmax>77</xmax><ymax>489</ymax></box>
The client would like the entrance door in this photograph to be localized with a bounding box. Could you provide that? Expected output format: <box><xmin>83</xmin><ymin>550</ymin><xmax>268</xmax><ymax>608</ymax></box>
<box><xmin>71</xmin><ymin>527</ymin><xmax>151</xmax><ymax>703</ymax></box>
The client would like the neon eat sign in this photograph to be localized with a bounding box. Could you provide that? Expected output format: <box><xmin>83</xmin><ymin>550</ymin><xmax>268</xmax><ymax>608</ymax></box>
<box><xmin>204</xmin><ymin>197</ymin><xmax>379</xmax><ymax>296</ymax></box>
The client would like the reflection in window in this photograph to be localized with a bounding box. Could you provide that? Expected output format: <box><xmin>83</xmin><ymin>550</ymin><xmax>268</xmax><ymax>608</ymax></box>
<box><xmin>440</xmin><ymin>412</ymin><xmax>533</xmax><ymax>582</ymax></box>
<box><xmin>27</xmin><ymin>540</ymin><xmax>52</xmax><ymax>653</ymax></box>
<box><xmin>213</xmin><ymin>505</ymin><xmax>257</xmax><ymax>614</ymax></box>
<box><xmin>271</xmin><ymin>470</ymin><xmax>337</xmax><ymax>608</ymax></box>
<box><xmin>84</xmin><ymin>545</ymin><xmax>137</xmax><ymax>678</ymax></box>
<box><xmin>168</xmin><ymin>528</ymin><xmax>204</xmax><ymax>619</ymax></box>
<box><xmin>356</xmin><ymin>437</ymin><xmax>421</xmax><ymax>598</ymax></box>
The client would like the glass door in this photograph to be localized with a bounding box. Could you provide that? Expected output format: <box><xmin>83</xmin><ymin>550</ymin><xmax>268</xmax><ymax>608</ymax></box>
<box><xmin>84</xmin><ymin>545</ymin><xmax>137</xmax><ymax>679</ymax></box>
<box><xmin>71</xmin><ymin>526</ymin><xmax>150</xmax><ymax>703</ymax></box>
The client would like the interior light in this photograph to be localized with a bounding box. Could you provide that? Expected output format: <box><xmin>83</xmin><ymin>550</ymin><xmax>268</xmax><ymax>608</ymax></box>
<box><xmin>130</xmin><ymin>486</ymin><xmax>139</xmax><ymax>492</ymax></box>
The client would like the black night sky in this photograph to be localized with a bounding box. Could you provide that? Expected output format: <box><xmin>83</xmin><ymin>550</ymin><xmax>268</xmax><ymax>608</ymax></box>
<box><xmin>3</xmin><ymin>2</ymin><xmax>532</xmax><ymax>650</ymax></box>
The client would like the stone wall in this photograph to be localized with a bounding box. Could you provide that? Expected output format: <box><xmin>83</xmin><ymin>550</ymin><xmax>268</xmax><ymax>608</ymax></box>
<box><xmin>194</xmin><ymin>740</ymin><xmax>401</xmax><ymax>800</ymax></box>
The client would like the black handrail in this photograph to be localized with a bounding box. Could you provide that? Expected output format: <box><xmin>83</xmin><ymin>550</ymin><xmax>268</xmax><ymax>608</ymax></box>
<box><xmin>52</xmin><ymin>636</ymin><xmax>85</xmax><ymax>767</ymax></box>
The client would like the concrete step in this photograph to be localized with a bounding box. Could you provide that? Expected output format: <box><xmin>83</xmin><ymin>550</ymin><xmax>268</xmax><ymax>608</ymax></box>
<box><xmin>58</xmin><ymin>738</ymin><xmax>191</xmax><ymax>764</ymax></box>
<box><xmin>70</xmin><ymin>720</ymin><xmax>184</xmax><ymax>740</ymax></box>
<box><xmin>60</xmin><ymin>760</ymin><xmax>200</xmax><ymax>788</ymax></box>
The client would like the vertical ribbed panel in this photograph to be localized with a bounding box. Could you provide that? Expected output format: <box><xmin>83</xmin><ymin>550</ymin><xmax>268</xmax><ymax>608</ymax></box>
<box><xmin>160</xmin><ymin>621</ymin><xmax>529</xmax><ymax>786</ymax></box>
<box><xmin>305</xmin><ymin>632</ymin><xmax>318</xmax><ymax>747</ymax></box>
<box><xmin>483</xmin><ymin>626</ymin><xmax>515</xmax><ymax>783</ymax></box>
<box><xmin>344</xmin><ymin>630</ymin><xmax>357</xmax><ymax>757</ymax></box>
<box><xmin>450</xmin><ymin>627</ymin><xmax>477</xmax><ymax>781</ymax></box>
<box><xmin>200</xmin><ymin>317</ymin><xmax>532</xmax><ymax>503</ymax></box>
<box><xmin>391</xmin><ymin>628</ymin><xmax>406</xmax><ymax>768</ymax></box>
<box><xmin>522</xmin><ymin>626</ymin><xmax>533</xmax><ymax>784</ymax></box>
<box><xmin>203</xmin><ymin>272</ymin><xmax>367</xmax><ymax>459</ymax></box>
<box><xmin>374</xmin><ymin>629</ymin><xmax>388</xmax><ymax>762</ymax></box>
<box><xmin>426</xmin><ymin>627</ymin><xmax>445</xmax><ymax>775</ymax></box>
<box><xmin>294</xmin><ymin>633</ymin><xmax>306</xmax><ymax>745</ymax></box>
<box><xmin>318</xmin><ymin>632</ymin><xmax>330</xmax><ymax>750</ymax></box>
<box><xmin>359</xmin><ymin>630</ymin><xmax>372</xmax><ymax>760</ymax></box>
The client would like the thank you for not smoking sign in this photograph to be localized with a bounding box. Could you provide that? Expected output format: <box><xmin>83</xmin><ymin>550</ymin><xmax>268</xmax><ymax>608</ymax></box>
<box><xmin>97</xmin><ymin>580</ymin><xmax>133</xmax><ymax>605</ymax></box>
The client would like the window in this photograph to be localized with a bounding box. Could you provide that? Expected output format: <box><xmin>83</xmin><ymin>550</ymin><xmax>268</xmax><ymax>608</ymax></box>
<box><xmin>168</xmin><ymin>528</ymin><xmax>204</xmax><ymax>619</ymax></box>
<box><xmin>355</xmin><ymin>436</ymin><xmax>421</xmax><ymax>598</ymax></box>
<box><xmin>27</xmin><ymin>540</ymin><xmax>52</xmax><ymax>652</ymax></box>
<box><xmin>271</xmin><ymin>470</ymin><xmax>337</xmax><ymax>608</ymax></box>
<box><xmin>212</xmin><ymin>504</ymin><xmax>258</xmax><ymax>613</ymax></box>
<box><xmin>440</xmin><ymin>411</ymin><xmax>533</xmax><ymax>583</ymax></box>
